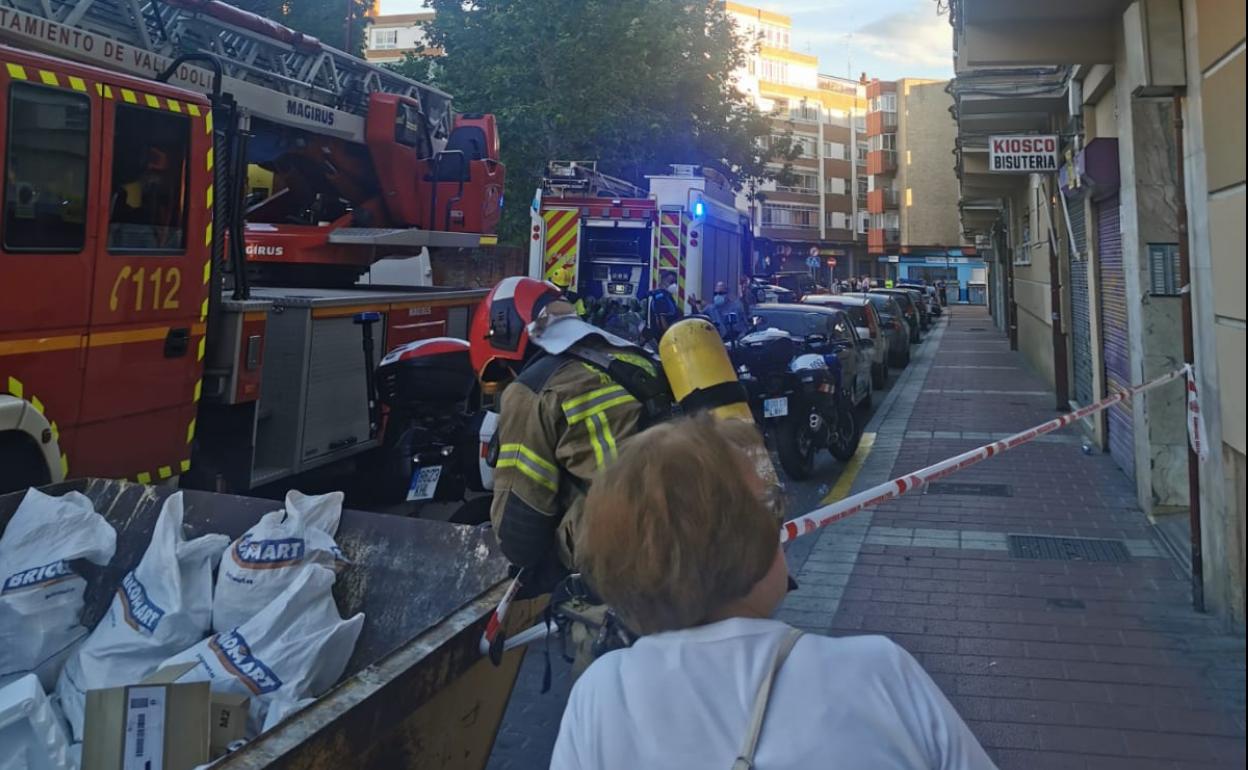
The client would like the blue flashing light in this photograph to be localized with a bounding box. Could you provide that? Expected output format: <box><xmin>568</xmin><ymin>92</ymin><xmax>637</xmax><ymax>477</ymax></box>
<box><xmin>693</xmin><ymin>200</ymin><xmax>705</xmax><ymax>218</ymax></box>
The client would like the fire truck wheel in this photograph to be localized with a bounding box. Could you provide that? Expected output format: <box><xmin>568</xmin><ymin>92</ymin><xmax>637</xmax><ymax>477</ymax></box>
<box><xmin>0</xmin><ymin>431</ymin><xmax>52</xmax><ymax>494</ymax></box>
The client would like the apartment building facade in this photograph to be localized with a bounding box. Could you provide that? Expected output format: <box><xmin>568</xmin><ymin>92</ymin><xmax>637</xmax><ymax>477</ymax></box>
<box><xmin>726</xmin><ymin>2</ymin><xmax>870</xmax><ymax>284</ymax></box>
<box><xmin>950</xmin><ymin>0</ymin><xmax>1245</xmax><ymax>629</ymax></box>
<box><xmin>866</xmin><ymin>77</ymin><xmax>982</xmax><ymax>300</ymax></box>
<box><xmin>363</xmin><ymin>10</ymin><xmax>435</xmax><ymax>65</ymax></box>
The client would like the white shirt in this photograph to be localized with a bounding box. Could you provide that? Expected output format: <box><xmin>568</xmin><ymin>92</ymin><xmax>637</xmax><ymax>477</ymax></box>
<box><xmin>551</xmin><ymin>617</ymin><xmax>995</xmax><ymax>770</ymax></box>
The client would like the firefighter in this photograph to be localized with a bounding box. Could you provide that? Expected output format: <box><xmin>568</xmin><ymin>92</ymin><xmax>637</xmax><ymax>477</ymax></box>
<box><xmin>548</xmin><ymin>265</ymin><xmax>587</xmax><ymax>317</ymax></box>
<box><xmin>469</xmin><ymin>276</ymin><xmax>669</xmax><ymax>592</ymax></box>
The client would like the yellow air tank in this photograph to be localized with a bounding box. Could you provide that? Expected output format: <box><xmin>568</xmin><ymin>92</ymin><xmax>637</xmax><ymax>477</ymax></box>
<box><xmin>658</xmin><ymin>318</ymin><xmax>783</xmax><ymax>513</ymax></box>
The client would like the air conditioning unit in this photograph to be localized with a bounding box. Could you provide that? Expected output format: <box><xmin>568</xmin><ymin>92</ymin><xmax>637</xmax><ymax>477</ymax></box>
<box><xmin>1124</xmin><ymin>0</ymin><xmax>1186</xmax><ymax>96</ymax></box>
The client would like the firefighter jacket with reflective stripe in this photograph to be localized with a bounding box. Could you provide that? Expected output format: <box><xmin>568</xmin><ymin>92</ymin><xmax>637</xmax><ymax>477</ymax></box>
<box><xmin>490</xmin><ymin>340</ymin><xmax>646</xmax><ymax>572</ymax></box>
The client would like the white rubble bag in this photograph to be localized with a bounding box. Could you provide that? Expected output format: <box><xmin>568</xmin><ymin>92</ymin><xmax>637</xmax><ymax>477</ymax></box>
<box><xmin>56</xmin><ymin>492</ymin><xmax>228</xmax><ymax>741</ymax></box>
<box><xmin>212</xmin><ymin>490</ymin><xmax>346</xmax><ymax>634</ymax></box>
<box><xmin>0</xmin><ymin>489</ymin><xmax>116</xmax><ymax>690</ymax></box>
<box><xmin>161</xmin><ymin>564</ymin><xmax>364</xmax><ymax>734</ymax></box>
<box><xmin>0</xmin><ymin>673</ymin><xmax>74</xmax><ymax>770</ymax></box>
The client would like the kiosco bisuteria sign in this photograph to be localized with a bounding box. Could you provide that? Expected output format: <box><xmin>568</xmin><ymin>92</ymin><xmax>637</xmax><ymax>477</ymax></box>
<box><xmin>989</xmin><ymin>135</ymin><xmax>1060</xmax><ymax>172</ymax></box>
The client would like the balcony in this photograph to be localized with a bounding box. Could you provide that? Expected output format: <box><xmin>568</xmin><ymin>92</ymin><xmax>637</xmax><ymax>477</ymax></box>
<box><xmin>866</xmin><ymin>149</ymin><xmax>897</xmax><ymax>175</ymax></box>
<box><xmin>867</xmin><ymin>188</ymin><xmax>900</xmax><ymax>213</ymax></box>
<box><xmin>953</xmin><ymin>0</ymin><xmax>1122</xmax><ymax>69</ymax></box>
<box><xmin>867</xmin><ymin>227</ymin><xmax>900</xmax><ymax>253</ymax></box>
<box><xmin>865</xmin><ymin>110</ymin><xmax>898</xmax><ymax>136</ymax></box>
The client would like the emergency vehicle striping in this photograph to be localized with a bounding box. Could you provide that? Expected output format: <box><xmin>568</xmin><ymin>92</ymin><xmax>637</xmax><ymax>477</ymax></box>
<box><xmin>0</xmin><ymin>333</ymin><xmax>81</xmax><ymax>357</ymax></box>
<box><xmin>2</xmin><ymin>374</ymin><xmax>67</xmax><ymax>483</ymax></box>
<box><xmin>657</xmin><ymin>210</ymin><xmax>686</xmax><ymax>302</ymax></box>
<box><xmin>5</xmin><ymin>61</ymin><xmax>212</xmax><ymax>119</ymax></box>
<box><xmin>542</xmin><ymin>209</ymin><xmax>580</xmax><ymax>281</ymax></box>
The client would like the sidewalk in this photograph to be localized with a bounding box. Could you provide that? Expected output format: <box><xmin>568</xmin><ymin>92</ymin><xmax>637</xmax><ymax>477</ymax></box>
<box><xmin>780</xmin><ymin>306</ymin><xmax>1246</xmax><ymax>769</ymax></box>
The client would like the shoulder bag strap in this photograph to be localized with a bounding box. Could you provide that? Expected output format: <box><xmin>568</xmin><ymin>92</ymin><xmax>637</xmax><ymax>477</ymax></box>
<box><xmin>732</xmin><ymin>628</ymin><xmax>803</xmax><ymax>770</ymax></box>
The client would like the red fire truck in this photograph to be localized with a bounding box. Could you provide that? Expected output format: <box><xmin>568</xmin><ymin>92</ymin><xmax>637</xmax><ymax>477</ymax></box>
<box><xmin>0</xmin><ymin>0</ymin><xmax>512</xmax><ymax>493</ymax></box>
<box><xmin>531</xmin><ymin>161</ymin><xmax>750</xmax><ymax>315</ymax></box>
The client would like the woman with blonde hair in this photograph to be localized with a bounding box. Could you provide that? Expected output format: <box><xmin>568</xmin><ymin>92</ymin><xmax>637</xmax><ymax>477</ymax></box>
<box><xmin>551</xmin><ymin>414</ymin><xmax>994</xmax><ymax>770</ymax></box>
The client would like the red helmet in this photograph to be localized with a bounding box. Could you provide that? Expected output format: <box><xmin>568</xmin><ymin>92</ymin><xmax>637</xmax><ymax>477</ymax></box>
<box><xmin>469</xmin><ymin>276</ymin><xmax>560</xmax><ymax>381</ymax></box>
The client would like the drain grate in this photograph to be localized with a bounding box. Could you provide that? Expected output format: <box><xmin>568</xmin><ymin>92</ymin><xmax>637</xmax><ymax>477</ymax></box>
<box><xmin>1008</xmin><ymin>535</ymin><xmax>1131</xmax><ymax>563</ymax></box>
<box><xmin>926</xmin><ymin>482</ymin><xmax>1013</xmax><ymax>497</ymax></box>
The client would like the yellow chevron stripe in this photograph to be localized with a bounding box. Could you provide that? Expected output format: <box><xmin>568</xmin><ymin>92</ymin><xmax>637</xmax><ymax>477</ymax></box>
<box><xmin>68</xmin><ymin>76</ymin><xmax>87</xmax><ymax>92</ymax></box>
<box><xmin>39</xmin><ymin>70</ymin><xmax>59</xmax><ymax>86</ymax></box>
<box><xmin>6</xmin><ymin>63</ymin><xmax>27</xmax><ymax>80</ymax></box>
<box><xmin>145</xmin><ymin>94</ymin><xmax>160</xmax><ymax>109</ymax></box>
<box><xmin>136</xmin><ymin>472</ymin><xmax>152</xmax><ymax>484</ymax></box>
<box><xmin>158</xmin><ymin>465</ymin><xmax>173</xmax><ymax>479</ymax></box>
<box><xmin>121</xmin><ymin>88</ymin><xmax>138</xmax><ymax>104</ymax></box>
<box><xmin>180</xmin><ymin>459</ymin><xmax>192</xmax><ymax>473</ymax></box>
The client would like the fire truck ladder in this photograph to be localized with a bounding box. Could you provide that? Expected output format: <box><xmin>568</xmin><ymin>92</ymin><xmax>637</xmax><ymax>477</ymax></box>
<box><xmin>544</xmin><ymin>161</ymin><xmax>647</xmax><ymax>199</ymax></box>
<box><xmin>0</xmin><ymin>0</ymin><xmax>453</xmax><ymax>144</ymax></box>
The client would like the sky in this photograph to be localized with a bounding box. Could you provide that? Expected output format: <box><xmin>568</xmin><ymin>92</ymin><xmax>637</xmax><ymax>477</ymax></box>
<box><xmin>378</xmin><ymin>0</ymin><xmax>955</xmax><ymax>82</ymax></box>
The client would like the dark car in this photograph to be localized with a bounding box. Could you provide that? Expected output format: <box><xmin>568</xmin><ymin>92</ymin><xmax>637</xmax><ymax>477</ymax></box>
<box><xmin>870</xmin><ymin>290</ymin><xmax>921</xmax><ymax>344</ymax></box>
<box><xmin>844</xmin><ymin>292</ymin><xmax>910</xmax><ymax>367</ymax></box>
<box><xmin>801</xmin><ymin>295</ymin><xmax>890</xmax><ymax>388</ymax></box>
<box><xmin>768</xmin><ymin>271</ymin><xmax>827</xmax><ymax>301</ymax></box>
<box><xmin>748</xmin><ymin>303</ymin><xmax>873</xmax><ymax>408</ymax></box>
<box><xmin>883</xmin><ymin>287</ymin><xmax>930</xmax><ymax>330</ymax></box>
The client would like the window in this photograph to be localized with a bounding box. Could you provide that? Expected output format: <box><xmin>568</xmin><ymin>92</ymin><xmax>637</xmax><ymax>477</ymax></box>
<box><xmin>828</xmin><ymin>177</ymin><xmax>847</xmax><ymax>196</ymax></box>
<box><xmin>870</xmin><ymin>93</ymin><xmax>897</xmax><ymax>112</ymax></box>
<box><xmin>1148</xmin><ymin>243</ymin><xmax>1181</xmax><ymax>295</ymax></box>
<box><xmin>108</xmin><ymin>105</ymin><xmax>191</xmax><ymax>253</ymax></box>
<box><xmin>4</xmin><ymin>84</ymin><xmax>91</xmax><ymax>252</ymax></box>
<box><xmin>825</xmin><ymin>211</ymin><xmax>849</xmax><ymax>230</ymax></box>
<box><xmin>857</xmin><ymin>142</ymin><xmax>869</xmax><ymax>162</ymax></box>
<box><xmin>823</xmin><ymin>141</ymin><xmax>846</xmax><ymax>160</ymax></box>
<box><xmin>778</xmin><ymin>171</ymin><xmax>818</xmax><ymax>194</ymax></box>
<box><xmin>857</xmin><ymin>176</ymin><xmax>869</xmax><ymax>198</ymax></box>
<box><xmin>761</xmin><ymin>59</ymin><xmax>789</xmax><ymax>84</ymax></box>
<box><xmin>830</xmin><ymin>315</ymin><xmax>855</xmax><ymax>342</ymax></box>
<box><xmin>790</xmin><ymin>102</ymin><xmax>819</xmax><ymax>122</ymax></box>
<box><xmin>761</xmin><ymin>203</ymin><xmax>818</xmax><ymax>229</ymax></box>
<box><xmin>372</xmin><ymin>29</ymin><xmax>399</xmax><ymax>49</ymax></box>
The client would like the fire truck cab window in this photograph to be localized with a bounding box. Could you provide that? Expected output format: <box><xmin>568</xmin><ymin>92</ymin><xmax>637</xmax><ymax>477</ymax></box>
<box><xmin>4</xmin><ymin>84</ymin><xmax>91</xmax><ymax>252</ymax></box>
<box><xmin>108</xmin><ymin>105</ymin><xmax>190</xmax><ymax>253</ymax></box>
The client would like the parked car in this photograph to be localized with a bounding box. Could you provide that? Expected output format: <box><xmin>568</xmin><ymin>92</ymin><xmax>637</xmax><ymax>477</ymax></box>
<box><xmin>889</xmin><ymin>287</ymin><xmax>931</xmax><ymax>330</ymax></box>
<box><xmin>844</xmin><ymin>293</ymin><xmax>910</xmax><ymax>367</ymax></box>
<box><xmin>870</xmin><ymin>289</ymin><xmax>922</xmax><ymax>344</ymax></box>
<box><xmin>768</xmin><ymin>271</ymin><xmax>827</xmax><ymax>300</ymax></box>
<box><xmin>746</xmin><ymin>278</ymin><xmax>796</xmax><ymax>305</ymax></box>
<box><xmin>747</xmin><ymin>303</ymin><xmax>873</xmax><ymax>409</ymax></box>
<box><xmin>801</xmin><ymin>294</ymin><xmax>890</xmax><ymax>388</ymax></box>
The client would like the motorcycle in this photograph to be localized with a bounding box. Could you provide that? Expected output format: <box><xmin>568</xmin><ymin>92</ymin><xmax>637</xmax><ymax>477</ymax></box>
<box><xmin>355</xmin><ymin>313</ymin><xmax>495</xmax><ymax>523</ymax></box>
<box><xmin>728</xmin><ymin>326</ymin><xmax>862</xmax><ymax>481</ymax></box>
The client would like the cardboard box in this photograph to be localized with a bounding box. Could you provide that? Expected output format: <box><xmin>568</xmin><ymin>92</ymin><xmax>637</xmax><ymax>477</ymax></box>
<box><xmin>82</xmin><ymin>663</ymin><xmax>210</xmax><ymax>770</ymax></box>
<box><xmin>209</xmin><ymin>692</ymin><xmax>249</xmax><ymax>758</ymax></box>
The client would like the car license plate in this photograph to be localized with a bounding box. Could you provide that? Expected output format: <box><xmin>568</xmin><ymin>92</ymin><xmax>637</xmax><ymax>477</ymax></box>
<box><xmin>406</xmin><ymin>465</ymin><xmax>443</xmax><ymax>502</ymax></box>
<box><xmin>763</xmin><ymin>397</ymin><xmax>788</xmax><ymax>418</ymax></box>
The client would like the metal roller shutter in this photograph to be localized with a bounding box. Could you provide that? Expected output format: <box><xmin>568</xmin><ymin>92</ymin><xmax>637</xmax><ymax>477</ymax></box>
<box><xmin>1068</xmin><ymin>193</ymin><xmax>1094</xmax><ymax>407</ymax></box>
<box><xmin>1096</xmin><ymin>194</ymin><xmax>1133</xmax><ymax>478</ymax></box>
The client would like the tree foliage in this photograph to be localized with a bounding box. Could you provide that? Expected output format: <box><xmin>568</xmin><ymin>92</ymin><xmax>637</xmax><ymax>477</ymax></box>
<box><xmin>422</xmin><ymin>0</ymin><xmax>794</xmax><ymax>241</ymax></box>
<box><xmin>231</xmin><ymin>1</ymin><xmax>373</xmax><ymax>55</ymax></box>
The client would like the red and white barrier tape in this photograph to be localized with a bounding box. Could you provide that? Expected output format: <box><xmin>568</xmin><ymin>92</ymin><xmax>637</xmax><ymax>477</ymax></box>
<box><xmin>479</xmin><ymin>572</ymin><xmax>523</xmax><ymax>658</ymax></box>
<box><xmin>782</xmin><ymin>365</ymin><xmax>1198</xmax><ymax>543</ymax></box>
<box><xmin>483</xmin><ymin>365</ymin><xmax>1204</xmax><ymax>656</ymax></box>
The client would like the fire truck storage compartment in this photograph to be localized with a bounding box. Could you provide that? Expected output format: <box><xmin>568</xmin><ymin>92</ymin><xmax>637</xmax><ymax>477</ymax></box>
<box><xmin>580</xmin><ymin>221</ymin><xmax>652</xmax><ymax>299</ymax></box>
<box><xmin>204</xmin><ymin>299</ymin><xmax>273</xmax><ymax>406</ymax></box>
<box><xmin>249</xmin><ymin>288</ymin><xmax>478</xmax><ymax>487</ymax></box>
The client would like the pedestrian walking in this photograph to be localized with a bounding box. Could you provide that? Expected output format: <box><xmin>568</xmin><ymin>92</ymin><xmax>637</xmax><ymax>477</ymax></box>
<box><xmin>551</xmin><ymin>414</ymin><xmax>996</xmax><ymax>770</ymax></box>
